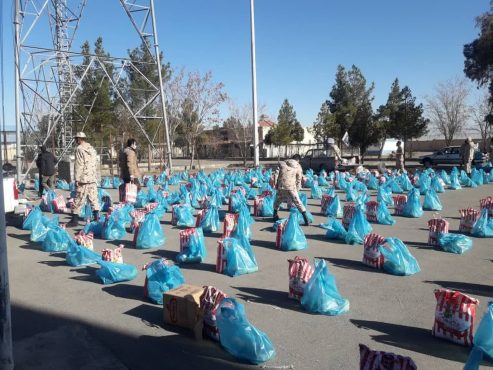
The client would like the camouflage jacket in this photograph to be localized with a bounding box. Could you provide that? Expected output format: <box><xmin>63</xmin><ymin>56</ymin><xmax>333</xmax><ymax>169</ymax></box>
<box><xmin>74</xmin><ymin>142</ymin><xmax>98</xmax><ymax>184</ymax></box>
<box><xmin>276</xmin><ymin>159</ymin><xmax>302</xmax><ymax>191</ymax></box>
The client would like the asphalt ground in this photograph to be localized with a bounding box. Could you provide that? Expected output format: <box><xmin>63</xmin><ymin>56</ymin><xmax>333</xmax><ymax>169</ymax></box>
<box><xmin>5</xmin><ymin>174</ymin><xmax>493</xmax><ymax>370</ymax></box>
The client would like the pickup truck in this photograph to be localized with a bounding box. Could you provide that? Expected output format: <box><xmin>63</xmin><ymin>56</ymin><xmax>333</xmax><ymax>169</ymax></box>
<box><xmin>293</xmin><ymin>148</ymin><xmax>360</xmax><ymax>172</ymax></box>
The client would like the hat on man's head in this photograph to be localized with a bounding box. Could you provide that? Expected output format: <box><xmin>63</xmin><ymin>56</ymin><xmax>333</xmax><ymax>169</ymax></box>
<box><xmin>74</xmin><ymin>132</ymin><xmax>87</xmax><ymax>139</ymax></box>
<box><xmin>467</xmin><ymin>137</ymin><xmax>473</xmax><ymax>143</ymax></box>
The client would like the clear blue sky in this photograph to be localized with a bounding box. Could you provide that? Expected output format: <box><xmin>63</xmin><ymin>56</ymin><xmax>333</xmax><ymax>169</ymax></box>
<box><xmin>1</xmin><ymin>0</ymin><xmax>490</xmax><ymax>129</ymax></box>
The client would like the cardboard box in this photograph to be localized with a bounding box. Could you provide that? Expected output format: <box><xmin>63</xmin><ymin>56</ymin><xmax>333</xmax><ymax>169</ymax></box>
<box><xmin>163</xmin><ymin>284</ymin><xmax>204</xmax><ymax>339</ymax></box>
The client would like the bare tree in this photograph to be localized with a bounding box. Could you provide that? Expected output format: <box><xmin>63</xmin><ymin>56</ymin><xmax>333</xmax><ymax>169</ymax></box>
<box><xmin>165</xmin><ymin>67</ymin><xmax>186</xmax><ymax>156</ymax></box>
<box><xmin>180</xmin><ymin>71</ymin><xmax>227</xmax><ymax>169</ymax></box>
<box><xmin>226</xmin><ymin>101</ymin><xmax>267</xmax><ymax>166</ymax></box>
<box><xmin>426</xmin><ymin>78</ymin><xmax>470</xmax><ymax>146</ymax></box>
<box><xmin>469</xmin><ymin>92</ymin><xmax>492</xmax><ymax>151</ymax></box>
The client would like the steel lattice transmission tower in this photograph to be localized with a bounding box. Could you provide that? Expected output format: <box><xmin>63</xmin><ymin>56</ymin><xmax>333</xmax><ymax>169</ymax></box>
<box><xmin>14</xmin><ymin>0</ymin><xmax>173</xmax><ymax>181</ymax></box>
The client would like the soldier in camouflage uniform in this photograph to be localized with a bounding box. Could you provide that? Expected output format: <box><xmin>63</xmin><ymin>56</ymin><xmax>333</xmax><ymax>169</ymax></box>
<box><xmin>67</xmin><ymin>132</ymin><xmax>100</xmax><ymax>226</ymax></box>
<box><xmin>273</xmin><ymin>159</ymin><xmax>310</xmax><ymax>226</ymax></box>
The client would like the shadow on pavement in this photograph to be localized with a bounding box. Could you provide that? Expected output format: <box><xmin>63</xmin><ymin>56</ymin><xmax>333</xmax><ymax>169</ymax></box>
<box><xmin>68</xmin><ymin>265</ymin><xmax>101</xmax><ymax>283</ymax></box>
<box><xmin>11</xmin><ymin>302</ymin><xmax>251</xmax><ymax>370</ymax></box>
<box><xmin>177</xmin><ymin>262</ymin><xmax>216</xmax><ymax>272</ymax></box>
<box><xmin>424</xmin><ymin>280</ymin><xmax>493</xmax><ymax>298</ymax></box>
<box><xmin>350</xmin><ymin>319</ymin><xmax>470</xmax><ymax>363</ymax></box>
<box><xmin>232</xmin><ymin>286</ymin><xmax>304</xmax><ymax>313</ymax></box>
<box><xmin>317</xmin><ymin>257</ymin><xmax>380</xmax><ymax>273</ymax></box>
<box><xmin>402</xmin><ymin>241</ymin><xmax>433</xmax><ymax>250</ymax></box>
<box><xmin>102</xmin><ymin>283</ymin><xmax>147</xmax><ymax>302</ymax></box>
<box><xmin>250</xmin><ymin>239</ymin><xmax>275</xmax><ymax>250</ymax></box>
<box><xmin>143</xmin><ymin>249</ymin><xmax>179</xmax><ymax>261</ymax></box>
<box><xmin>39</xmin><ymin>260</ymin><xmax>68</xmax><ymax>267</ymax></box>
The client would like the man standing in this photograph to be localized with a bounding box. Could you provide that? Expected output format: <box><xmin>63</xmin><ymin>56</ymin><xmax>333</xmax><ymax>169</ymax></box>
<box><xmin>461</xmin><ymin>137</ymin><xmax>478</xmax><ymax>175</ymax></box>
<box><xmin>67</xmin><ymin>132</ymin><xmax>100</xmax><ymax>226</ymax></box>
<box><xmin>119</xmin><ymin>138</ymin><xmax>140</xmax><ymax>184</ymax></box>
<box><xmin>273</xmin><ymin>159</ymin><xmax>310</xmax><ymax>226</ymax></box>
<box><xmin>35</xmin><ymin>145</ymin><xmax>56</xmax><ymax>197</ymax></box>
<box><xmin>395</xmin><ymin>141</ymin><xmax>404</xmax><ymax>171</ymax></box>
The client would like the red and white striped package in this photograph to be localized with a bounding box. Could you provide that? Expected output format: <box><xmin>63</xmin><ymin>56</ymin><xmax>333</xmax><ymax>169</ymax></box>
<box><xmin>52</xmin><ymin>194</ymin><xmax>67</xmax><ymax>213</ymax></box>
<box><xmin>342</xmin><ymin>203</ymin><xmax>356</xmax><ymax>229</ymax></box>
<box><xmin>301</xmin><ymin>175</ymin><xmax>308</xmax><ymax>187</ymax></box>
<box><xmin>432</xmin><ymin>288</ymin><xmax>479</xmax><ymax>346</ymax></box>
<box><xmin>359</xmin><ymin>344</ymin><xmax>417</xmax><ymax>370</ymax></box>
<box><xmin>321</xmin><ymin>194</ymin><xmax>333</xmax><ymax>214</ymax></box>
<box><xmin>133</xmin><ymin>224</ymin><xmax>140</xmax><ymax>246</ymax></box>
<box><xmin>107</xmin><ymin>203</ymin><xmax>125</xmax><ymax>215</ymax></box>
<box><xmin>261</xmin><ymin>190</ymin><xmax>273</xmax><ymax>197</ymax></box>
<box><xmin>216</xmin><ymin>240</ymin><xmax>227</xmax><ymax>273</ymax></box>
<box><xmin>102</xmin><ymin>244</ymin><xmax>124</xmax><ymax>264</ymax></box>
<box><xmin>428</xmin><ymin>217</ymin><xmax>449</xmax><ymax>246</ymax></box>
<box><xmin>458</xmin><ymin>208</ymin><xmax>480</xmax><ymax>234</ymax></box>
<box><xmin>287</xmin><ymin>256</ymin><xmax>315</xmax><ymax>301</ymax></box>
<box><xmin>123</xmin><ymin>183</ymin><xmax>138</xmax><ymax>203</ymax></box>
<box><xmin>195</xmin><ymin>209</ymin><xmax>206</xmax><ymax>227</ymax></box>
<box><xmin>253</xmin><ymin>196</ymin><xmax>265</xmax><ymax>217</ymax></box>
<box><xmin>130</xmin><ymin>209</ymin><xmax>147</xmax><ymax>230</ymax></box>
<box><xmin>74</xmin><ymin>231</ymin><xmax>94</xmax><ymax>250</ymax></box>
<box><xmin>365</xmin><ymin>201</ymin><xmax>379</xmax><ymax>222</ymax></box>
<box><xmin>479</xmin><ymin>196</ymin><xmax>493</xmax><ymax>217</ymax></box>
<box><xmin>230</xmin><ymin>187</ymin><xmax>246</xmax><ymax>196</ymax></box>
<box><xmin>145</xmin><ymin>202</ymin><xmax>158</xmax><ymax>212</ymax></box>
<box><xmin>275</xmin><ymin>220</ymin><xmax>287</xmax><ymax>249</ymax></box>
<box><xmin>200</xmin><ymin>286</ymin><xmax>227</xmax><ymax>341</ymax></box>
<box><xmin>179</xmin><ymin>228</ymin><xmax>196</xmax><ymax>254</ymax></box>
<box><xmin>222</xmin><ymin>213</ymin><xmax>239</xmax><ymax>238</ymax></box>
<box><xmin>362</xmin><ymin>233</ymin><xmax>386</xmax><ymax>269</ymax></box>
<box><xmin>393</xmin><ymin>195</ymin><xmax>408</xmax><ymax>216</ymax></box>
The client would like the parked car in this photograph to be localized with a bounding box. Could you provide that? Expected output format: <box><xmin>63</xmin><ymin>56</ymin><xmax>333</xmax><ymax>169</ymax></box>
<box><xmin>419</xmin><ymin>146</ymin><xmax>488</xmax><ymax>167</ymax></box>
<box><xmin>293</xmin><ymin>148</ymin><xmax>358</xmax><ymax>172</ymax></box>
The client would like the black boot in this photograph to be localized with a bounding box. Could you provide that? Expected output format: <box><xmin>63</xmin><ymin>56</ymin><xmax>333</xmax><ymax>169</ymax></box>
<box><xmin>273</xmin><ymin>210</ymin><xmax>279</xmax><ymax>222</ymax></box>
<box><xmin>66</xmin><ymin>214</ymin><xmax>79</xmax><ymax>227</ymax></box>
<box><xmin>301</xmin><ymin>211</ymin><xmax>310</xmax><ymax>226</ymax></box>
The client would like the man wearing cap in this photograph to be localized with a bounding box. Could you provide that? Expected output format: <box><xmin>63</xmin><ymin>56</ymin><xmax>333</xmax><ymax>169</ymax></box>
<box><xmin>460</xmin><ymin>137</ymin><xmax>478</xmax><ymax>175</ymax></box>
<box><xmin>35</xmin><ymin>145</ymin><xmax>56</xmax><ymax>197</ymax></box>
<box><xmin>67</xmin><ymin>132</ymin><xmax>100</xmax><ymax>226</ymax></box>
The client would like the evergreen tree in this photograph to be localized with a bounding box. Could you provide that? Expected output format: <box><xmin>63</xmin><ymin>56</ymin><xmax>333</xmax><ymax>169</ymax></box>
<box><xmin>312</xmin><ymin>101</ymin><xmax>337</xmax><ymax>147</ymax></box>
<box><xmin>274</xmin><ymin>99</ymin><xmax>299</xmax><ymax>157</ymax></box>
<box><xmin>348</xmin><ymin>100</ymin><xmax>381</xmax><ymax>160</ymax></box>
<box><xmin>464</xmin><ymin>1</ymin><xmax>493</xmax><ymax>115</ymax></box>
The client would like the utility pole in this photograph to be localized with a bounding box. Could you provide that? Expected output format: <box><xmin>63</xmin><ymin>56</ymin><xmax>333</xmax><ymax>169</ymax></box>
<box><xmin>250</xmin><ymin>0</ymin><xmax>259</xmax><ymax>167</ymax></box>
<box><xmin>14</xmin><ymin>0</ymin><xmax>22</xmax><ymax>181</ymax></box>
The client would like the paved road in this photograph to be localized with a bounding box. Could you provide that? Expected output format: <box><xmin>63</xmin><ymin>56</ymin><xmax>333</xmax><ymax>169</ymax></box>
<box><xmin>6</xmin><ymin>175</ymin><xmax>493</xmax><ymax>369</ymax></box>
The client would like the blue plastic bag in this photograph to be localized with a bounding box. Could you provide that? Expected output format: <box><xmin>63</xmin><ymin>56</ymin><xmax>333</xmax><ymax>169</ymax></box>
<box><xmin>301</xmin><ymin>259</ymin><xmax>350</xmax><ymax>315</ymax></box>
<box><xmin>136</xmin><ymin>212</ymin><xmax>165</xmax><ymax>249</ymax></box>
<box><xmin>66</xmin><ymin>239</ymin><xmax>102</xmax><ymax>266</ymax></box>
<box><xmin>463</xmin><ymin>301</ymin><xmax>493</xmax><ymax>370</ymax></box>
<box><xmin>221</xmin><ymin>237</ymin><xmax>258</xmax><ymax>277</ymax></box>
<box><xmin>31</xmin><ymin>215</ymin><xmax>59</xmax><ymax>242</ymax></box>
<box><xmin>135</xmin><ymin>190</ymin><xmax>149</xmax><ymax>208</ymax></box>
<box><xmin>216</xmin><ymin>298</ymin><xmax>275</xmax><ymax>364</ymax></box>
<box><xmin>102</xmin><ymin>215</ymin><xmax>126</xmax><ymax>241</ymax></box>
<box><xmin>176</xmin><ymin>228</ymin><xmax>207</xmax><ymax>263</ymax></box>
<box><xmin>113</xmin><ymin>177</ymin><xmax>122</xmax><ymax>189</ymax></box>
<box><xmin>258</xmin><ymin>195</ymin><xmax>274</xmax><ymax>217</ymax></box>
<box><xmin>376</xmin><ymin>202</ymin><xmax>396</xmax><ymax>225</ymax></box>
<box><xmin>423</xmin><ymin>187</ymin><xmax>443</xmax><ymax>211</ymax></box>
<box><xmin>345</xmin><ymin>184</ymin><xmax>357</xmax><ymax>202</ymax></box>
<box><xmin>34</xmin><ymin>178</ymin><xmax>39</xmax><ymax>192</ymax></box>
<box><xmin>40</xmin><ymin>190</ymin><xmax>56</xmax><ymax>213</ymax></box>
<box><xmin>174</xmin><ymin>205</ymin><xmax>195</xmax><ymax>227</ymax></box>
<box><xmin>377</xmin><ymin>186</ymin><xmax>394</xmax><ymax>207</ymax></box>
<box><xmin>402</xmin><ymin>188</ymin><xmax>423</xmax><ymax>218</ymax></box>
<box><xmin>320</xmin><ymin>218</ymin><xmax>347</xmax><ymax>241</ymax></box>
<box><xmin>144</xmin><ymin>259</ymin><xmax>185</xmax><ymax>304</ymax></box>
<box><xmin>419</xmin><ymin>173</ymin><xmax>430</xmax><ymax>195</ymax></box>
<box><xmin>79</xmin><ymin>202</ymin><xmax>93</xmax><ymax>220</ymax></box>
<box><xmin>56</xmin><ymin>179</ymin><xmax>70</xmax><ymax>190</ymax></box>
<box><xmin>280</xmin><ymin>209</ymin><xmax>307</xmax><ymax>251</ymax></box>
<box><xmin>367</xmin><ymin>175</ymin><xmax>378</xmax><ymax>190</ymax></box>
<box><xmin>318</xmin><ymin>175</ymin><xmax>329</xmax><ymax>186</ymax></box>
<box><xmin>98</xmin><ymin>188</ymin><xmax>113</xmax><ymax>212</ymax></box>
<box><xmin>437</xmin><ymin>233</ymin><xmax>473</xmax><ymax>254</ymax></box>
<box><xmin>439</xmin><ymin>170</ymin><xmax>451</xmax><ymax>185</ymax></box>
<box><xmin>379</xmin><ymin>238</ymin><xmax>420</xmax><ymax>276</ymax></box>
<box><xmin>232</xmin><ymin>205</ymin><xmax>254</xmax><ymax>240</ymax></box>
<box><xmin>101</xmin><ymin>177</ymin><xmax>112</xmax><ymax>188</ymax></box>
<box><xmin>471</xmin><ymin>208</ymin><xmax>493</xmax><ymax>238</ymax></box>
<box><xmin>311</xmin><ymin>183</ymin><xmax>322</xmax><ymax>199</ymax></box>
<box><xmin>199</xmin><ymin>206</ymin><xmax>220</xmax><ymax>233</ymax></box>
<box><xmin>399</xmin><ymin>174</ymin><xmax>413</xmax><ymax>191</ymax></box>
<box><xmin>42</xmin><ymin>226</ymin><xmax>71</xmax><ymax>252</ymax></box>
<box><xmin>471</xmin><ymin>169</ymin><xmax>483</xmax><ymax>186</ymax></box>
<box><xmin>345</xmin><ymin>204</ymin><xmax>372</xmax><ymax>245</ymax></box>
<box><xmin>387</xmin><ymin>179</ymin><xmax>403</xmax><ymax>194</ymax></box>
<box><xmin>22</xmin><ymin>206</ymin><xmax>42</xmax><ymax>230</ymax></box>
<box><xmin>449</xmin><ymin>170</ymin><xmax>462</xmax><ymax>189</ymax></box>
<box><xmin>431</xmin><ymin>176</ymin><xmax>445</xmax><ymax>193</ymax></box>
<box><xmin>325</xmin><ymin>194</ymin><xmax>343</xmax><ymax>218</ymax></box>
<box><xmin>96</xmin><ymin>261</ymin><xmax>138</xmax><ymax>284</ymax></box>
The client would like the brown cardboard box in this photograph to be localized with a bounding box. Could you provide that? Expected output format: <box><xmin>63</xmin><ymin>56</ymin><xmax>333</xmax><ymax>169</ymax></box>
<box><xmin>163</xmin><ymin>284</ymin><xmax>204</xmax><ymax>339</ymax></box>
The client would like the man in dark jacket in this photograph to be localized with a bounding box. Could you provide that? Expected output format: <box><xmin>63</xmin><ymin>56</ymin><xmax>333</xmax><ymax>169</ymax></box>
<box><xmin>35</xmin><ymin>145</ymin><xmax>56</xmax><ymax>197</ymax></box>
